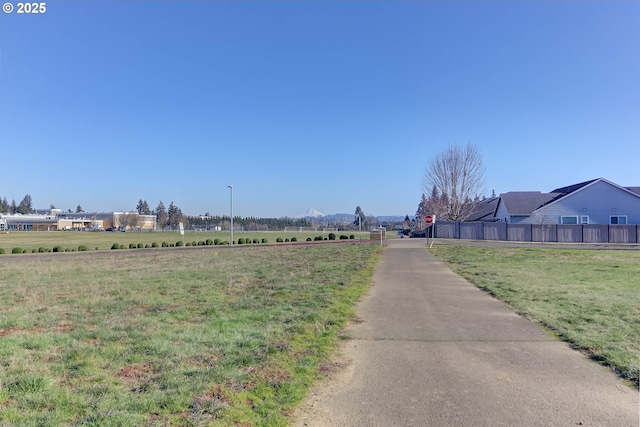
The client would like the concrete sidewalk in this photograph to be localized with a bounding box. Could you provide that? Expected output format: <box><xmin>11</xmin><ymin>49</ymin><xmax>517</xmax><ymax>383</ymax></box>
<box><xmin>293</xmin><ymin>238</ymin><xmax>639</xmax><ymax>426</ymax></box>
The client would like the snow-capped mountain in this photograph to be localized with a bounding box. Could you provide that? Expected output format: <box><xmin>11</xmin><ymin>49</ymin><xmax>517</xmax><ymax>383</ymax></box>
<box><xmin>298</xmin><ymin>208</ymin><xmax>326</xmax><ymax>218</ymax></box>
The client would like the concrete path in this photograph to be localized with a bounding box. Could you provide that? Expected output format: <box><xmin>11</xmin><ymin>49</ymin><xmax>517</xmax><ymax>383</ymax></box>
<box><xmin>293</xmin><ymin>238</ymin><xmax>639</xmax><ymax>427</ymax></box>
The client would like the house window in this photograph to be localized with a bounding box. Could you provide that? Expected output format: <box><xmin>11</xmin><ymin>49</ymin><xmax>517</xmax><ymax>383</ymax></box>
<box><xmin>560</xmin><ymin>216</ymin><xmax>578</xmax><ymax>224</ymax></box>
<box><xmin>580</xmin><ymin>216</ymin><xmax>589</xmax><ymax>224</ymax></box>
<box><xmin>610</xmin><ymin>215</ymin><xmax>627</xmax><ymax>225</ymax></box>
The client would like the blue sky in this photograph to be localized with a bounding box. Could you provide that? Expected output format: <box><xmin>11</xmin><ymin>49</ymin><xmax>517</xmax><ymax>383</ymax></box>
<box><xmin>1</xmin><ymin>1</ymin><xmax>638</xmax><ymax>218</ymax></box>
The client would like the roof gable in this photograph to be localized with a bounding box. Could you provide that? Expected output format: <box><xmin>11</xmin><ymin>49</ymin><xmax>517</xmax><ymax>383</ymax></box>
<box><xmin>534</xmin><ymin>178</ymin><xmax>640</xmax><ymax>213</ymax></box>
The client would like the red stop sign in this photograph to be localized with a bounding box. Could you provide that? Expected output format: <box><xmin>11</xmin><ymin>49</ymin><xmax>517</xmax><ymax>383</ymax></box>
<box><xmin>424</xmin><ymin>215</ymin><xmax>434</xmax><ymax>224</ymax></box>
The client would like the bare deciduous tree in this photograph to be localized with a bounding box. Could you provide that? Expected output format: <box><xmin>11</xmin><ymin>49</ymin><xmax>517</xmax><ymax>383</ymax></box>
<box><xmin>423</xmin><ymin>143</ymin><xmax>485</xmax><ymax>221</ymax></box>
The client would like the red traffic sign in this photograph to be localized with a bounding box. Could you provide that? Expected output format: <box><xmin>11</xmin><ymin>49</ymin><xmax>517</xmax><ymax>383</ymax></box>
<box><xmin>424</xmin><ymin>215</ymin><xmax>434</xmax><ymax>224</ymax></box>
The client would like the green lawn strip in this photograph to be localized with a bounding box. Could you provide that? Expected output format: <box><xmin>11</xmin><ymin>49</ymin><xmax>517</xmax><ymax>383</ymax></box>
<box><xmin>429</xmin><ymin>245</ymin><xmax>640</xmax><ymax>385</ymax></box>
<box><xmin>0</xmin><ymin>244</ymin><xmax>380</xmax><ymax>425</ymax></box>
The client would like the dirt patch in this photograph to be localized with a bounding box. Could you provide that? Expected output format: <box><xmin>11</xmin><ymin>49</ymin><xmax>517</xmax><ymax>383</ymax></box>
<box><xmin>288</xmin><ymin>342</ymin><xmax>356</xmax><ymax>427</ymax></box>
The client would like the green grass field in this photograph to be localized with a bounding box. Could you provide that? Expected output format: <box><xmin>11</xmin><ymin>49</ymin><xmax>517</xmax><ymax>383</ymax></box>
<box><xmin>430</xmin><ymin>244</ymin><xmax>640</xmax><ymax>386</ymax></box>
<box><xmin>0</xmin><ymin>230</ymin><xmax>372</xmax><ymax>254</ymax></box>
<box><xmin>0</xmin><ymin>243</ymin><xmax>381</xmax><ymax>426</ymax></box>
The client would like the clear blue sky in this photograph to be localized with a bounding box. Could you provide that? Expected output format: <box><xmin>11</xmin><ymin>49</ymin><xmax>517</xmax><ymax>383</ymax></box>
<box><xmin>1</xmin><ymin>1</ymin><xmax>638</xmax><ymax>218</ymax></box>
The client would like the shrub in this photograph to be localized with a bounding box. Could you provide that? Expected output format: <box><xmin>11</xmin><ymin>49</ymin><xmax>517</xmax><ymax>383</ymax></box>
<box><xmin>206</xmin><ymin>239</ymin><xmax>213</xmax><ymax>245</ymax></box>
<box><xmin>0</xmin><ymin>248</ymin><xmax>4</xmax><ymax>254</ymax></box>
<box><xmin>221</xmin><ymin>241</ymin><xmax>229</xmax><ymax>245</ymax></box>
<box><xmin>238</xmin><ymin>238</ymin><xmax>245</xmax><ymax>245</ymax></box>
<box><xmin>291</xmin><ymin>237</ymin><xmax>297</xmax><ymax>242</ymax></box>
<box><xmin>261</xmin><ymin>238</ymin><xmax>268</xmax><ymax>244</ymax></box>
<box><xmin>349</xmin><ymin>234</ymin><xmax>355</xmax><ymax>239</ymax></box>
<box><xmin>314</xmin><ymin>236</ymin><xmax>322</xmax><ymax>241</ymax></box>
<box><xmin>198</xmin><ymin>241</ymin><xmax>205</xmax><ymax>246</ymax></box>
<box><xmin>52</xmin><ymin>246</ymin><xmax>63</xmax><ymax>253</ymax></box>
<box><xmin>32</xmin><ymin>249</ymin><xmax>38</xmax><ymax>253</ymax></box>
<box><xmin>145</xmin><ymin>244</ymin><xmax>150</xmax><ymax>248</ymax></box>
<box><xmin>186</xmin><ymin>242</ymin><xmax>192</xmax><ymax>246</ymax></box>
<box><xmin>276</xmin><ymin>237</ymin><xmax>283</xmax><ymax>243</ymax></box>
<box><xmin>78</xmin><ymin>245</ymin><xmax>88</xmax><ymax>251</ymax></box>
<box><xmin>285</xmin><ymin>238</ymin><xmax>290</xmax><ymax>242</ymax></box>
<box><xmin>152</xmin><ymin>242</ymin><xmax>158</xmax><ymax>247</ymax></box>
<box><xmin>38</xmin><ymin>247</ymin><xmax>47</xmax><ymax>253</ymax></box>
<box><xmin>161</xmin><ymin>242</ymin><xmax>168</xmax><ymax>247</ymax></box>
<box><xmin>176</xmin><ymin>241</ymin><xmax>184</xmax><ymax>247</ymax></box>
<box><xmin>129</xmin><ymin>243</ymin><xmax>136</xmax><ymax>249</ymax></box>
<box><xmin>214</xmin><ymin>238</ymin><xmax>221</xmax><ymax>245</ymax></box>
<box><xmin>328</xmin><ymin>233</ymin><xmax>336</xmax><ymax>240</ymax></box>
<box><xmin>111</xmin><ymin>243</ymin><xmax>120</xmax><ymax>250</ymax></box>
<box><xmin>137</xmin><ymin>243</ymin><xmax>144</xmax><ymax>248</ymax></box>
<box><xmin>306</xmin><ymin>237</ymin><xmax>312</xmax><ymax>242</ymax></box>
<box><xmin>253</xmin><ymin>238</ymin><xmax>259</xmax><ymax>244</ymax></box>
<box><xmin>340</xmin><ymin>235</ymin><xmax>349</xmax><ymax>240</ymax></box>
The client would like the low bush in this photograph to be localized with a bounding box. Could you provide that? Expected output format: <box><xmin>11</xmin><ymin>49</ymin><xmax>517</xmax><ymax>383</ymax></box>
<box><xmin>176</xmin><ymin>241</ymin><xmax>184</xmax><ymax>247</ymax></box>
<box><xmin>129</xmin><ymin>243</ymin><xmax>136</xmax><ymax>249</ymax></box>
<box><xmin>145</xmin><ymin>244</ymin><xmax>150</xmax><ymax>248</ymax></box>
<box><xmin>111</xmin><ymin>243</ymin><xmax>120</xmax><ymax>250</ymax></box>
<box><xmin>285</xmin><ymin>238</ymin><xmax>290</xmax><ymax>242</ymax></box>
<box><xmin>238</xmin><ymin>238</ymin><xmax>246</xmax><ymax>244</ymax></box>
<box><xmin>314</xmin><ymin>236</ymin><xmax>323</xmax><ymax>241</ymax></box>
<box><xmin>306</xmin><ymin>237</ymin><xmax>312</xmax><ymax>242</ymax></box>
<box><xmin>78</xmin><ymin>245</ymin><xmax>88</xmax><ymax>251</ymax></box>
<box><xmin>340</xmin><ymin>235</ymin><xmax>349</xmax><ymax>240</ymax></box>
<box><xmin>350</xmin><ymin>234</ymin><xmax>355</xmax><ymax>239</ymax></box>
<box><xmin>38</xmin><ymin>247</ymin><xmax>48</xmax><ymax>253</ymax></box>
<box><xmin>206</xmin><ymin>239</ymin><xmax>213</xmax><ymax>245</ymax></box>
<box><xmin>198</xmin><ymin>241</ymin><xmax>205</xmax><ymax>246</ymax></box>
<box><xmin>276</xmin><ymin>237</ymin><xmax>283</xmax><ymax>243</ymax></box>
<box><xmin>32</xmin><ymin>249</ymin><xmax>38</xmax><ymax>253</ymax></box>
<box><xmin>53</xmin><ymin>246</ymin><xmax>63</xmax><ymax>253</ymax></box>
<box><xmin>152</xmin><ymin>242</ymin><xmax>159</xmax><ymax>248</ymax></box>
<box><xmin>137</xmin><ymin>243</ymin><xmax>144</xmax><ymax>248</ymax></box>
<box><xmin>328</xmin><ymin>233</ymin><xmax>336</xmax><ymax>240</ymax></box>
<box><xmin>261</xmin><ymin>238</ymin><xmax>268</xmax><ymax>244</ymax></box>
<box><xmin>0</xmin><ymin>248</ymin><xmax>4</xmax><ymax>254</ymax></box>
<box><xmin>214</xmin><ymin>238</ymin><xmax>221</xmax><ymax>245</ymax></box>
<box><xmin>161</xmin><ymin>242</ymin><xmax>168</xmax><ymax>247</ymax></box>
<box><xmin>291</xmin><ymin>237</ymin><xmax>297</xmax><ymax>242</ymax></box>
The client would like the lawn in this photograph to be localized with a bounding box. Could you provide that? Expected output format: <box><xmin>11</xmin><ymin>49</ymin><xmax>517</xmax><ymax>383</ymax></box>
<box><xmin>429</xmin><ymin>244</ymin><xmax>640</xmax><ymax>386</ymax></box>
<box><xmin>0</xmin><ymin>243</ymin><xmax>381</xmax><ymax>426</ymax></box>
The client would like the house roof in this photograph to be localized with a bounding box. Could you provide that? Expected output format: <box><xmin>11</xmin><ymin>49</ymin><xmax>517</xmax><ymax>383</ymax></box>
<box><xmin>467</xmin><ymin>197</ymin><xmax>500</xmax><ymax>221</ymax></box>
<box><xmin>549</xmin><ymin>179</ymin><xmax>598</xmax><ymax>195</ymax></box>
<box><xmin>498</xmin><ymin>191</ymin><xmax>562</xmax><ymax>216</ymax></box>
<box><xmin>626</xmin><ymin>187</ymin><xmax>640</xmax><ymax>196</ymax></box>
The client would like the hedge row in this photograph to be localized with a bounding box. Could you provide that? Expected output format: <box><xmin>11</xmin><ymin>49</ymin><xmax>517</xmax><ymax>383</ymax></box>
<box><xmin>3</xmin><ymin>245</ymin><xmax>96</xmax><ymax>254</ymax></box>
<box><xmin>0</xmin><ymin>234</ymin><xmax>358</xmax><ymax>255</ymax></box>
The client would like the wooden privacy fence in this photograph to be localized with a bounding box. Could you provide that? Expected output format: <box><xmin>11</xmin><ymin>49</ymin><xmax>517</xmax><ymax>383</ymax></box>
<box><xmin>433</xmin><ymin>222</ymin><xmax>640</xmax><ymax>244</ymax></box>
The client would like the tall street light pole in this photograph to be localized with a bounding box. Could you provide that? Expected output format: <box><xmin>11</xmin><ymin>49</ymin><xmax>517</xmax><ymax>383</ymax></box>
<box><xmin>227</xmin><ymin>185</ymin><xmax>233</xmax><ymax>246</ymax></box>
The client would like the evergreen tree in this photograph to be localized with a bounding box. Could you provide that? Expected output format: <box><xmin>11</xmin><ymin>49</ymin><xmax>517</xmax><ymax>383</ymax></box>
<box><xmin>155</xmin><ymin>201</ymin><xmax>167</xmax><ymax>230</ymax></box>
<box><xmin>17</xmin><ymin>194</ymin><xmax>33</xmax><ymax>214</ymax></box>
<box><xmin>354</xmin><ymin>206</ymin><xmax>366</xmax><ymax>228</ymax></box>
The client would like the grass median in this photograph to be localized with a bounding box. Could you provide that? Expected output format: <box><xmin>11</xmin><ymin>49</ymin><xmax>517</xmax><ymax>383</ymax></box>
<box><xmin>429</xmin><ymin>244</ymin><xmax>640</xmax><ymax>386</ymax></box>
<box><xmin>0</xmin><ymin>243</ymin><xmax>380</xmax><ymax>426</ymax></box>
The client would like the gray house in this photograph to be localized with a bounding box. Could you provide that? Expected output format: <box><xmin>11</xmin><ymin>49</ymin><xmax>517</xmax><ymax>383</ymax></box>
<box><xmin>494</xmin><ymin>178</ymin><xmax>640</xmax><ymax>225</ymax></box>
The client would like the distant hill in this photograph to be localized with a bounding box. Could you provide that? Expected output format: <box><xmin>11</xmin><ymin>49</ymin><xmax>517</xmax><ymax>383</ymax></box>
<box><xmin>296</xmin><ymin>209</ymin><xmax>408</xmax><ymax>225</ymax></box>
